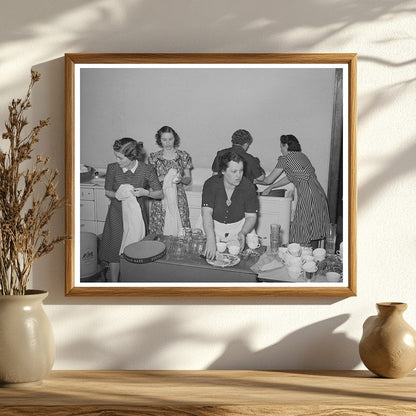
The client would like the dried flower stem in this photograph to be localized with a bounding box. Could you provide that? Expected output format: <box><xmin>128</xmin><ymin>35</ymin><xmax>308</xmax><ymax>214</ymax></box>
<box><xmin>0</xmin><ymin>71</ymin><xmax>67</xmax><ymax>295</ymax></box>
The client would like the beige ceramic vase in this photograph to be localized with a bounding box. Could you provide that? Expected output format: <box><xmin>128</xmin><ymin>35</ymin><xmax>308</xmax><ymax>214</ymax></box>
<box><xmin>0</xmin><ymin>290</ymin><xmax>55</xmax><ymax>387</ymax></box>
<box><xmin>359</xmin><ymin>302</ymin><xmax>416</xmax><ymax>378</ymax></box>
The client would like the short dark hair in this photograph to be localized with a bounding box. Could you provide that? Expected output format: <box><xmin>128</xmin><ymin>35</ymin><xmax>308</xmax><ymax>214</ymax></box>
<box><xmin>217</xmin><ymin>150</ymin><xmax>245</xmax><ymax>177</ymax></box>
<box><xmin>113</xmin><ymin>137</ymin><xmax>144</xmax><ymax>161</ymax></box>
<box><xmin>231</xmin><ymin>129</ymin><xmax>253</xmax><ymax>146</ymax></box>
<box><xmin>155</xmin><ymin>125</ymin><xmax>180</xmax><ymax>147</ymax></box>
<box><xmin>280</xmin><ymin>134</ymin><xmax>302</xmax><ymax>151</ymax></box>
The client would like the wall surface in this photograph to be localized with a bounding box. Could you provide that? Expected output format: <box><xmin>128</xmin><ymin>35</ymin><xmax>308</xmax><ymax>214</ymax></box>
<box><xmin>79</xmin><ymin>67</ymin><xmax>335</xmax><ymax>189</ymax></box>
<box><xmin>0</xmin><ymin>0</ymin><xmax>415</xmax><ymax>370</ymax></box>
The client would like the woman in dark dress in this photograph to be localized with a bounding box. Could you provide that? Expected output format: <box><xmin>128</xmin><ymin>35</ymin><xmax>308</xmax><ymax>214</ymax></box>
<box><xmin>202</xmin><ymin>151</ymin><xmax>259</xmax><ymax>260</ymax></box>
<box><xmin>101</xmin><ymin>138</ymin><xmax>163</xmax><ymax>281</ymax></box>
<box><xmin>255</xmin><ymin>134</ymin><xmax>330</xmax><ymax>247</ymax></box>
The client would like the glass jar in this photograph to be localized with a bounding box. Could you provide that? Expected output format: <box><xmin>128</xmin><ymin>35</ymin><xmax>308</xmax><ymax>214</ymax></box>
<box><xmin>196</xmin><ymin>236</ymin><xmax>206</xmax><ymax>256</ymax></box>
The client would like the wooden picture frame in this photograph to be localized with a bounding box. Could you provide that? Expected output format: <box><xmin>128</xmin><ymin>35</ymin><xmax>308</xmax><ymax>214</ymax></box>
<box><xmin>65</xmin><ymin>53</ymin><xmax>357</xmax><ymax>297</ymax></box>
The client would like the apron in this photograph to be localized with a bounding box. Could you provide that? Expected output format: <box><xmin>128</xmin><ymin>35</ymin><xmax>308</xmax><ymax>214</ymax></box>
<box><xmin>213</xmin><ymin>218</ymin><xmax>246</xmax><ymax>243</ymax></box>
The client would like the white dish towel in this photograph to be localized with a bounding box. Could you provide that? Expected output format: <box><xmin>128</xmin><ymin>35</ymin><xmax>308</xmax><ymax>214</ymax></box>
<box><xmin>115</xmin><ymin>184</ymin><xmax>145</xmax><ymax>254</ymax></box>
<box><xmin>162</xmin><ymin>168</ymin><xmax>182</xmax><ymax>236</ymax></box>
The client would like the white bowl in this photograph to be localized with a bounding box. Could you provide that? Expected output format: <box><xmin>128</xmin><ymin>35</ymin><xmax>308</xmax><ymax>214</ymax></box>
<box><xmin>326</xmin><ymin>272</ymin><xmax>341</xmax><ymax>282</ymax></box>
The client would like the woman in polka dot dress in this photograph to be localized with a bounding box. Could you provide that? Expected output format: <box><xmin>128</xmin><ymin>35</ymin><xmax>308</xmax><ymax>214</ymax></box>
<box><xmin>100</xmin><ymin>138</ymin><xmax>163</xmax><ymax>281</ymax></box>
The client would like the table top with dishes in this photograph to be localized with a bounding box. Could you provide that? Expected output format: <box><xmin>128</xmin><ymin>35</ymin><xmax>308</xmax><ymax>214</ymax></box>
<box><xmin>153</xmin><ymin>234</ymin><xmax>264</xmax><ymax>276</ymax></box>
<box><xmin>254</xmin><ymin>242</ymin><xmax>344</xmax><ymax>283</ymax></box>
<box><xmin>138</xmin><ymin>233</ymin><xmax>344</xmax><ymax>283</ymax></box>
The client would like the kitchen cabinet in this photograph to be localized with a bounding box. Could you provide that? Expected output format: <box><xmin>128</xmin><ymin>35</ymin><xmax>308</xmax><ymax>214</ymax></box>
<box><xmin>256</xmin><ymin>196</ymin><xmax>292</xmax><ymax>245</ymax></box>
<box><xmin>185</xmin><ymin>189</ymin><xmax>203</xmax><ymax>229</ymax></box>
<box><xmin>80</xmin><ymin>185</ymin><xmax>109</xmax><ymax>235</ymax></box>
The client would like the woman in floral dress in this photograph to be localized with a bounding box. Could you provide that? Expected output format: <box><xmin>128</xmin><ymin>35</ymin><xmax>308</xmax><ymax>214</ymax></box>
<box><xmin>148</xmin><ymin>126</ymin><xmax>193</xmax><ymax>235</ymax></box>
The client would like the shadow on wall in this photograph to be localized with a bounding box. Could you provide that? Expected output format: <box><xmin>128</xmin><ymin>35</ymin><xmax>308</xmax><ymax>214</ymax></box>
<box><xmin>207</xmin><ymin>314</ymin><xmax>360</xmax><ymax>370</ymax></box>
<box><xmin>54</xmin><ymin>311</ymin><xmax>209</xmax><ymax>369</ymax></box>
<box><xmin>17</xmin><ymin>0</ymin><xmax>416</xmax><ymax>303</ymax></box>
<box><xmin>53</xmin><ymin>307</ymin><xmax>359</xmax><ymax>370</ymax></box>
<box><xmin>359</xmin><ymin>137</ymin><xmax>416</xmax><ymax>210</ymax></box>
<box><xmin>30</xmin><ymin>52</ymin><xmax>416</xmax><ymax>304</ymax></box>
<box><xmin>0</xmin><ymin>0</ymin><xmax>414</xmax><ymax>96</ymax></box>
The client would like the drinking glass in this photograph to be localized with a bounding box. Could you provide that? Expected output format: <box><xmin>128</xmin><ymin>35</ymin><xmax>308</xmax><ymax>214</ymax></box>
<box><xmin>270</xmin><ymin>224</ymin><xmax>281</xmax><ymax>256</ymax></box>
<box><xmin>325</xmin><ymin>223</ymin><xmax>337</xmax><ymax>254</ymax></box>
<box><xmin>270</xmin><ymin>223</ymin><xmax>281</xmax><ymax>239</ymax></box>
<box><xmin>173</xmin><ymin>238</ymin><xmax>185</xmax><ymax>260</ymax></box>
<box><xmin>270</xmin><ymin>238</ymin><xmax>280</xmax><ymax>256</ymax></box>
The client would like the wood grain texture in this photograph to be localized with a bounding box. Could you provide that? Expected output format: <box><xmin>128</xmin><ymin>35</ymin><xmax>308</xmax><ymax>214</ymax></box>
<box><xmin>65</xmin><ymin>54</ymin><xmax>75</xmax><ymax>296</ymax></box>
<box><xmin>64</xmin><ymin>53</ymin><xmax>357</xmax><ymax>297</ymax></box>
<box><xmin>0</xmin><ymin>370</ymin><xmax>414</xmax><ymax>415</ymax></box>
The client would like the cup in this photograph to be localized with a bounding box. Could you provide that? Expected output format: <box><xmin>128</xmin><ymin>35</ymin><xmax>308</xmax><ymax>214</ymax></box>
<box><xmin>326</xmin><ymin>271</ymin><xmax>341</xmax><ymax>282</ymax></box>
<box><xmin>216</xmin><ymin>242</ymin><xmax>227</xmax><ymax>253</ymax></box>
<box><xmin>288</xmin><ymin>243</ymin><xmax>301</xmax><ymax>257</ymax></box>
<box><xmin>246</xmin><ymin>234</ymin><xmax>260</xmax><ymax>250</ymax></box>
<box><xmin>227</xmin><ymin>242</ymin><xmax>240</xmax><ymax>256</ymax></box>
<box><xmin>313</xmin><ymin>247</ymin><xmax>326</xmax><ymax>262</ymax></box>
<box><xmin>286</xmin><ymin>254</ymin><xmax>303</xmax><ymax>267</ymax></box>
<box><xmin>301</xmin><ymin>246</ymin><xmax>313</xmax><ymax>257</ymax></box>
<box><xmin>325</xmin><ymin>223</ymin><xmax>337</xmax><ymax>254</ymax></box>
<box><xmin>303</xmin><ymin>261</ymin><xmax>317</xmax><ymax>272</ymax></box>
<box><xmin>287</xmin><ymin>266</ymin><xmax>303</xmax><ymax>280</ymax></box>
<box><xmin>302</xmin><ymin>254</ymin><xmax>314</xmax><ymax>264</ymax></box>
<box><xmin>336</xmin><ymin>241</ymin><xmax>344</xmax><ymax>258</ymax></box>
<box><xmin>303</xmin><ymin>261</ymin><xmax>317</xmax><ymax>281</ymax></box>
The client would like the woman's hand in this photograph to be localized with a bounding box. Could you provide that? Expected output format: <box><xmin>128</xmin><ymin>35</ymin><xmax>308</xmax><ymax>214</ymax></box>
<box><xmin>204</xmin><ymin>237</ymin><xmax>217</xmax><ymax>260</ymax></box>
<box><xmin>172</xmin><ymin>173</ymin><xmax>182</xmax><ymax>184</ymax></box>
<box><xmin>132</xmin><ymin>188</ymin><xmax>149</xmax><ymax>198</ymax></box>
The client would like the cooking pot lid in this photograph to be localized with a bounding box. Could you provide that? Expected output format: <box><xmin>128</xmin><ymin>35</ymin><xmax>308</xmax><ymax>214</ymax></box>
<box><xmin>122</xmin><ymin>240</ymin><xmax>166</xmax><ymax>264</ymax></box>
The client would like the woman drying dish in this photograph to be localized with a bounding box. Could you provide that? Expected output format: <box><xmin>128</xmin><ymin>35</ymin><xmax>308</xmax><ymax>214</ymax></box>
<box><xmin>255</xmin><ymin>134</ymin><xmax>330</xmax><ymax>248</ymax></box>
<box><xmin>100</xmin><ymin>138</ymin><xmax>163</xmax><ymax>282</ymax></box>
<box><xmin>148</xmin><ymin>126</ymin><xmax>193</xmax><ymax>236</ymax></box>
<box><xmin>202</xmin><ymin>151</ymin><xmax>259</xmax><ymax>260</ymax></box>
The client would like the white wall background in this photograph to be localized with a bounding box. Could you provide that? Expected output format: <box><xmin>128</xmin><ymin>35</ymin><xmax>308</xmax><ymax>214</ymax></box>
<box><xmin>0</xmin><ymin>0</ymin><xmax>415</xmax><ymax>370</ymax></box>
<box><xmin>79</xmin><ymin>67</ymin><xmax>335</xmax><ymax>190</ymax></box>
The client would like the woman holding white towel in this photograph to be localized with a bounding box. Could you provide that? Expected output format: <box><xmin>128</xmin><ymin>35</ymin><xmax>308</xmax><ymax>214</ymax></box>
<box><xmin>100</xmin><ymin>138</ymin><xmax>163</xmax><ymax>282</ymax></box>
<box><xmin>148</xmin><ymin>126</ymin><xmax>193</xmax><ymax>236</ymax></box>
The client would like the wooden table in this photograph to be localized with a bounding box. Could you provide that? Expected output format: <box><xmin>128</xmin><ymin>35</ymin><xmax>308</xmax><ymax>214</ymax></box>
<box><xmin>1</xmin><ymin>370</ymin><xmax>415</xmax><ymax>415</ymax></box>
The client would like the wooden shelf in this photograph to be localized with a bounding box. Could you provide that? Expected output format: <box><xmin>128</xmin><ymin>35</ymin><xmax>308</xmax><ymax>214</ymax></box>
<box><xmin>1</xmin><ymin>370</ymin><xmax>415</xmax><ymax>415</ymax></box>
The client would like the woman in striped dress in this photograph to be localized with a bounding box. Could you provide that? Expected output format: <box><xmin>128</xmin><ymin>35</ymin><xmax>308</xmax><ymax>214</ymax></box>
<box><xmin>100</xmin><ymin>138</ymin><xmax>163</xmax><ymax>282</ymax></box>
<box><xmin>255</xmin><ymin>134</ymin><xmax>330</xmax><ymax>247</ymax></box>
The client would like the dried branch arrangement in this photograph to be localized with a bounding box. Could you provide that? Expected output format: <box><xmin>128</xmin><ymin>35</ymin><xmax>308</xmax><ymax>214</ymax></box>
<box><xmin>0</xmin><ymin>71</ymin><xmax>66</xmax><ymax>295</ymax></box>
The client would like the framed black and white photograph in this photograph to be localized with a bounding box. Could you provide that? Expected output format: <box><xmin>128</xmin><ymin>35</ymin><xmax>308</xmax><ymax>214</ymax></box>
<box><xmin>65</xmin><ymin>53</ymin><xmax>356</xmax><ymax>297</ymax></box>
